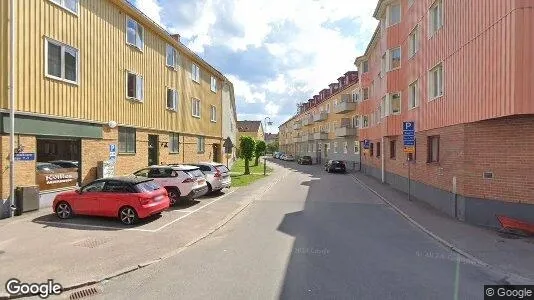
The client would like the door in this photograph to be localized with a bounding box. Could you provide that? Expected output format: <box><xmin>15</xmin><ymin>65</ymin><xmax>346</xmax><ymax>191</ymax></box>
<box><xmin>75</xmin><ymin>181</ymin><xmax>106</xmax><ymax>215</ymax></box>
<box><xmin>212</xmin><ymin>144</ymin><xmax>220</xmax><ymax>162</ymax></box>
<box><xmin>100</xmin><ymin>180</ymin><xmax>135</xmax><ymax>217</ymax></box>
<box><xmin>148</xmin><ymin>135</ymin><xmax>159</xmax><ymax>166</ymax></box>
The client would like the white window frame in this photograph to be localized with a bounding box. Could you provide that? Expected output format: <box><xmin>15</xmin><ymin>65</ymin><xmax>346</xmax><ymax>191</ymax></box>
<box><xmin>166</xmin><ymin>45</ymin><xmax>178</xmax><ymax>69</ymax></box>
<box><xmin>408</xmin><ymin>0</ymin><xmax>415</xmax><ymax>8</ymax></box>
<box><xmin>343</xmin><ymin>142</ymin><xmax>348</xmax><ymax>154</ymax></box>
<box><xmin>210</xmin><ymin>76</ymin><xmax>217</xmax><ymax>92</ymax></box>
<box><xmin>44</xmin><ymin>38</ymin><xmax>79</xmax><ymax>85</ymax></box>
<box><xmin>380</xmin><ymin>53</ymin><xmax>386</xmax><ymax>77</ymax></box>
<box><xmin>362</xmin><ymin>87</ymin><xmax>370</xmax><ymax>100</ymax></box>
<box><xmin>380</xmin><ymin>96</ymin><xmax>387</xmax><ymax>118</ymax></box>
<box><xmin>390</xmin><ymin>92</ymin><xmax>401</xmax><ymax>115</ymax></box>
<box><xmin>210</xmin><ymin>105</ymin><xmax>217</xmax><ymax>122</ymax></box>
<box><xmin>361</xmin><ymin>60</ymin><xmax>369</xmax><ymax>73</ymax></box>
<box><xmin>429</xmin><ymin>63</ymin><xmax>444</xmax><ymax>100</ymax></box>
<box><xmin>354</xmin><ymin>141</ymin><xmax>360</xmax><ymax>154</ymax></box>
<box><xmin>352</xmin><ymin>90</ymin><xmax>359</xmax><ymax>102</ymax></box>
<box><xmin>408</xmin><ymin>25</ymin><xmax>419</xmax><ymax>58</ymax></box>
<box><xmin>429</xmin><ymin>0</ymin><xmax>444</xmax><ymax>37</ymax></box>
<box><xmin>197</xmin><ymin>136</ymin><xmax>205</xmax><ymax>153</ymax></box>
<box><xmin>126</xmin><ymin>17</ymin><xmax>144</xmax><ymax>50</ymax></box>
<box><xmin>126</xmin><ymin>71</ymin><xmax>143</xmax><ymax>101</ymax></box>
<box><xmin>352</xmin><ymin>115</ymin><xmax>360</xmax><ymax>128</ymax></box>
<box><xmin>49</xmin><ymin>0</ymin><xmax>79</xmax><ymax>15</ymax></box>
<box><xmin>386</xmin><ymin>3</ymin><xmax>401</xmax><ymax>27</ymax></box>
<box><xmin>333</xmin><ymin>142</ymin><xmax>338</xmax><ymax>153</ymax></box>
<box><xmin>409</xmin><ymin>80</ymin><xmax>419</xmax><ymax>109</ymax></box>
<box><xmin>166</xmin><ymin>88</ymin><xmax>177</xmax><ymax>111</ymax></box>
<box><xmin>363</xmin><ymin>115</ymin><xmax>369</xmax><ymax>128</ymax></box>
<box><xmin>191</xmin><ymin>63</ymin><xmax>200</xmax><ymax>83</ymax></box>
<box><xmin>192</xmin><ymin>98</ymin><xmax>201</xmax><ymax>118</ymax></box>
<box><xmin>169</xmin><ymin>133</ymin><xmax>180</xmax><ymax>153</ymax></box>
<box><xmin>388</xmin><ymin>47</ymin><xmax>401</xmax><ymax>71</ymax></box>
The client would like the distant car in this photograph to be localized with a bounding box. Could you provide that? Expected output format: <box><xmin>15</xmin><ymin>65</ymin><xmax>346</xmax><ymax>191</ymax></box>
<box><xmin>273</xmin><ymin>152</ymin><xmax>280</xmax><ymax>159</ymax></box>
<box><xmin>36</xmin><ymin>162</ymin><xmax>64</xmax><ymax>173</ymax></box>
<box><xmin>279</xmin><ymin>154</ymin><xmax>287</xmax><ymax>160</ymax></box>
<box><xmin>191</xmin><ymin>162</ymin><xmax>231</xmax><ymax>193</ymax></box>
<box><xmin>133</xmin><ymin>165</ymin><xmax>209</xmax><ymax>205</ymax></box>
<box><xmin>49</xmin><ymin>160</ymin><xmax>79</xmax><ymax>169</ymax></box>
<box><xmin>297</xmin><ymin>156</ymin><xmax>313</xmax><ymax>165</ymax></box>
<box><xmin>284</xmin><ymin>155</ymin><xmax>295</xmax><ymax>161</ymax></box>
<box><xmin>324</xmin><ymin>160</ymin><xmax>346</xmax><ymax>173</ymax></box>
<box><xmin>53</xmin><ymin>177</ymin><xmax>170</xmax><ymax>225</ymax></box>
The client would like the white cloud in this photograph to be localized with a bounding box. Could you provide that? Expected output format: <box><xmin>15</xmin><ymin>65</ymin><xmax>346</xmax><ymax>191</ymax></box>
<box><xmin>227</xmin><ymin>74</ymin><xmax>266</xmax><ymax>104</ymax></box>
<box><xmin>135</xmin><ymin>0</ymin><xmax>164</xmax><ymax>26</ymax></box>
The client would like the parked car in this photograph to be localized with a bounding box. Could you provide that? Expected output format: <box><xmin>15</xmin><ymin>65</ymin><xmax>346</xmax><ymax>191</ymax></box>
<box><xmin>297</xmin><ymin>156</ymin><xmax>313</xmax><ymax>165</ymax></box>
<box><xmin>49</xmin><ymin>160</ymin><xmax>79</xmax><ymax>169</ymax></box>
<box><xmin>36</xmin><ymin>162</ymin><xmax>64</xmax><ymax>173</ymax></box>
<box><xmin>53</xmin><ymin>177</ymin><xmax>170</xmax><ymax>225</ymax></box>
<box><xmin>279</xmin><ymin>154</ymin><xmax>287</xmax><ymax>160</ymax></box>
<box><xmin>273</xmin><ymin>152</ymin><xmax>280</xmax><ymax>159</ymax></box>
<box><xmin>284</xmin><ymin>154</ymin><xmax>295</xmax><ymax>161</ymax></box>
<box><xmin>324</xmin><ymin>160</ymin><xmax>346</xmax><ymax>173</ymax></box>
<box><xmin>191</xmin><ymin>162</ymin><xmax>231</xmax><ymax>193</ymax></box>
<box><xmin>133</xmin><ymin>165</ymin><xmax>209</xmax><ymax>205</ymax></box>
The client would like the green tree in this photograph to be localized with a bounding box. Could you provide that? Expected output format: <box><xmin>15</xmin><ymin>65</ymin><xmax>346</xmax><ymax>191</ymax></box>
<box><xmin>254</xmin><ymin>140</ymin><xmax>267</xmax><ymax>166</ymax></box>
<box><xmin>239</xmin><ymin>136</ymin><xmax>255</xmax><ymax>175</ymax></box>
<box><xmin>266</xmin><ymin>141</ymin><xmax>279</xmax><ymax>154</ymax></box>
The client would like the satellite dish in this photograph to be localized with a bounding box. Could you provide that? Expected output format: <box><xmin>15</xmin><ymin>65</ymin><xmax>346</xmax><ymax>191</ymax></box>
<box><xmin>108</xmin><ymin>120</ymin><xmax>118</xmax><ymax>128</ymax></box>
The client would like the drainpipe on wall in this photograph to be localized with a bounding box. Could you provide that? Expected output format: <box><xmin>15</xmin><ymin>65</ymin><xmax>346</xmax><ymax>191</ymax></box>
<box><xmin>8</xmin><ymin>0</ymin><xmax>17</xmax><ymax>217</ymax></box>
<box><xmin>381</xmin><ymin>136</ymin><xmax>385</xmax><ymax>183</ymax></box>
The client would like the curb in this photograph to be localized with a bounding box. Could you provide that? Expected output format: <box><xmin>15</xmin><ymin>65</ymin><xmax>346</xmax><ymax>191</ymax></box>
<box><xmin>350</xmin><ymin>173</ymin><xmax>534</xmax><ymax>285</ymax></box>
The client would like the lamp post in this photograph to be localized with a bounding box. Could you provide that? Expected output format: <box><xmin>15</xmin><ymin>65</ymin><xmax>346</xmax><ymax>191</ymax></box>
<box><xmin>263</xmin><ymin>117</ymin><xmax>272</xmax><ymax>175</ymax></box>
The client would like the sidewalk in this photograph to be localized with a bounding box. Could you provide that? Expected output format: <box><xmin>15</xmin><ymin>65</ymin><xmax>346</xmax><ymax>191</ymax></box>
<box><xmin>0</xmin><ymin>162</ymin><xmax>286</xmax><ymax>299</ymax></box>
<box><xmin>350</xmin><ymin>171</ymin><xmax>534</xmax><ymax>283</ymax></box>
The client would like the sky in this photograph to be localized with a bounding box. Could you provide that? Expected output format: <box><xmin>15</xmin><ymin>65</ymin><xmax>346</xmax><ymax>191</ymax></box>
<box><xmin>133</xmin><ymin>0</ymin><xmax>379</xmax><ymax>133</ymax></box>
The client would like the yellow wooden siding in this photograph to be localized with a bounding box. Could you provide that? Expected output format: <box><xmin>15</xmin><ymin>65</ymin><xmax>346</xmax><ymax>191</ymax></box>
<box><xmin>10</xmin><ymin>0</ymin><xmax>221</xmax><ymax>137</ymax></box>
<box><xmin>1</xmin><ymin>0</ymin><xmax>8</xmax><ymax>109</ymax></box>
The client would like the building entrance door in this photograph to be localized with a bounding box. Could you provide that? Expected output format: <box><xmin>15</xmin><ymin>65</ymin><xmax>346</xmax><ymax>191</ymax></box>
<box><xmin>148</xmin><ymin>135</ymin><xmax>159</xmax><ymax>166</ymax></box>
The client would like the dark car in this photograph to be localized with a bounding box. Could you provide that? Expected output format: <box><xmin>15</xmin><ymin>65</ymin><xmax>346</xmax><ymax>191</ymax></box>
<box><xmin>324</xmin><ymin>160</ymin><xmax>346</xmax><ymax>173</ymax></box>
<box><xmin>298</xmin><ymin>156</ymin><xmax>313</xmax><ymax>165</ymax></box>
<box><xmin>49</xmin><ymin>160</ymin><xmax>79</xmax><ymax>169</ymax></box>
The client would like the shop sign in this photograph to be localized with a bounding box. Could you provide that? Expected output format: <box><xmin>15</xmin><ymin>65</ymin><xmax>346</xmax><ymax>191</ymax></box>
<box><xmin>37</xmin><ymin>169</ymin><xmax>79</xmax><ymax>191</ymax></box>
<box><xmin>14</xmin><ymin>153</ymin><xmax>35</xmax><ymax>161</ymax></box>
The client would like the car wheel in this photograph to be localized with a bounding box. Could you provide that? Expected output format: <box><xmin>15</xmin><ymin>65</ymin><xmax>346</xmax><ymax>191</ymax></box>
<box><xmin>119</xmin><ymin>206</ymin><xmax>138</xmax><ymax>225</ymax></box>
<box><xmin>56</xmin><ymin>202</ymin><xmax>73</xmax><ymax>219</ymax></box>
<box><xmin>207</xmin><ymin>182</ymin><xmax>213</xmax><ymax>194</ymax></box>
<box><xmin>167</xmin><ymin>187</ymin><xmax>180</xmax><ymax>206</ymax></box>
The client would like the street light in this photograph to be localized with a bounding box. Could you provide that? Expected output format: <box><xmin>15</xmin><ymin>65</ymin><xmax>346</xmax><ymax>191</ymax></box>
<box><xmin>264</xmin><ymin>117</ymin><xmax>273</xmax><ymax>134</ymax></box>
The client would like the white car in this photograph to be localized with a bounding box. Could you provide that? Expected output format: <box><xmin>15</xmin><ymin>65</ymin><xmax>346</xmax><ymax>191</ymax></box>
<box><xmin>284</xmin><ymin>155</ymin><xmax>295</xmax><ymax>161</ymax></box>
<box><xmin>132</xmin><ymin>165</ymin><xmax>209</xmax><ymax>205</ymax></box>
<box><xmin>191</xmin><ymin>162</ymin><xmax>231</xmax><ymax>193</ymax></box>
<box><xmin>280</xmin><ymin>154</ymin><xmax>287</xmax><ymax>160</ymax></box>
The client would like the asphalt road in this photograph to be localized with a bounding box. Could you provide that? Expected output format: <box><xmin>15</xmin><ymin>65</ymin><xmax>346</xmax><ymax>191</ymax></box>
<box><xmin>89</xmin><ymin>160</ymin><xmax>503</xmax><ymax>300</ymax></box>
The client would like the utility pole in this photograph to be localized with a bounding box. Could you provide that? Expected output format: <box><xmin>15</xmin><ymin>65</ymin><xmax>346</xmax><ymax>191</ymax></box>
<box><xmin>8</xmin><ymin>0</ymin><xmax>17</xmax><ymax>217</ymax></box>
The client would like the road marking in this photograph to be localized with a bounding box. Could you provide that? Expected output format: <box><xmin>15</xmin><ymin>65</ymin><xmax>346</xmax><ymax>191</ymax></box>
<box><xmin>152</xmin><ymin>189</ymin><xmax>238</xmax><ymax>232</ymax></box>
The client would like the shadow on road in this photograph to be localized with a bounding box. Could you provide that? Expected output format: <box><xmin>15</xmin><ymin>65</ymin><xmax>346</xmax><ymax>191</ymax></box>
<box><xmin>32</xmin><ymin>212</ymin><xmax>163</xmax><ymax>231</ymax></box>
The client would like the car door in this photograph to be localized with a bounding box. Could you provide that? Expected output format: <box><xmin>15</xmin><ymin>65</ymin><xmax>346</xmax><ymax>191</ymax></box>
<box><xmin>100</xmin><ymin>181</ymin><xmax>135</xmax><ymax>217</ymax></box>
<box><xmin>75</xmin><ymin>181</ymin><xmax>106</xmax><ymax>215</ymax></box>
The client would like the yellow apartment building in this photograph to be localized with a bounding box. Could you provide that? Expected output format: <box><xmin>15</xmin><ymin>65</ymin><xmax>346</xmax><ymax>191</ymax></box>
<box><xmin>0</xmin><ymin>0</ymin><xmax>234</xmax><ymax>216</ymax></box>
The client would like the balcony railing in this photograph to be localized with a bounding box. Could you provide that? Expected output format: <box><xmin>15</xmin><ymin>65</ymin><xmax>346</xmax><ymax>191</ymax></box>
<box><xmin>334</xmin><ymin>101</ymin><xmax>357</xmax><ymax>114</ymax></box>
<box><xmin>313</xmin><ymin>132</ymin><xmax>329</xmax><ymax>140</ymax></box>
<box><xmin>293</xmin><ymin>122</ymin><xmax>302</xmax><ymax>130</ymax></box>
<box><xmin>301</xmin><ymin>134</ymin><xmax>310</xmax><ymax>142</ymax></box>
<box><xmin>302</xmin><ymin>116</ymin><xmax>313</xmax><ymax>126</ymax></box>
<box><xmin>293</xmin><ymin>137</ymin><xmax>301</xmax><ymax>143</ymax></box>
<box><xmin>313</xmin><ymin>112</ymin><xmax>328</xmax><ymax>122</ymax></box>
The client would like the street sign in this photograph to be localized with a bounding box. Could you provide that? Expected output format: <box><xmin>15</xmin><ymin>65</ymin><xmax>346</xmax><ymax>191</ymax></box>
<box><xmin>109</xmin><ymin>144</ymin><xmax>117</xmax><ymax>160</ymax></box>
<box><xmin>403</xmin><ymin>121</ymin><xmax>415</xmax><ymax>153</ymax></box>
<box><xmin>363</xmin><ymin>140</ymin><xmax>370</xmax><ymax>149</ymax></box>
<box><xmin>14</xmin><ymin>153</ymin><xmax>35</xmax><ymax>161</ymax></box>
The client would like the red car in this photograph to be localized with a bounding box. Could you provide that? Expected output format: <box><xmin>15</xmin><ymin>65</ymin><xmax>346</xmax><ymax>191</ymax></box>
<box><xmin>53</xmin><ymin>177</ymin><xmax>170</xmax><ymax>225</ymax></box>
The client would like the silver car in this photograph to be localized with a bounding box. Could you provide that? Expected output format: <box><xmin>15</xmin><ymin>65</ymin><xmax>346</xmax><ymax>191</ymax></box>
<box><xmin>191</xmin><ymin>162</ymin><xmax>231</xmax><ymax>193</ymax></box>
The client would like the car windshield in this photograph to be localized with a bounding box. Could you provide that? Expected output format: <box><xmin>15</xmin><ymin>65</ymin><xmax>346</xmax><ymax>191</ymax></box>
<box><xmin>215</xmin><ymin>165</ymin><xmax>229</xmax><ymax>173</ymax></box>
<box><xmin>135</xmin><ymin>180</ymin><xmax>161</xmax><ymax>192</ymax></box>
<box><xmin>186</xmin><ymin>169</ymin><xmax>204</xmax><ymax>178</ymax></box>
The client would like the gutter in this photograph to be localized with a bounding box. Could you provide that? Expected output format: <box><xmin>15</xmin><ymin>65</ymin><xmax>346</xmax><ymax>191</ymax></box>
<box><xmin>8</xmin><ymin>0</ymin><xmax>16</xmax><ymax>217</ymax></box>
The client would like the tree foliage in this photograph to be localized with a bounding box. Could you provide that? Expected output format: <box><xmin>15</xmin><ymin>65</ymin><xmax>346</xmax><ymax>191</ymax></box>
<box><xmin>239</xmin><ymin>136</ymin><xmax>256</xmax><ymax>175</ymax></box>
<box><xmin>254</xmin><ymin>140</ymin><xmax>266</xmax><ymax>166</ymax></box>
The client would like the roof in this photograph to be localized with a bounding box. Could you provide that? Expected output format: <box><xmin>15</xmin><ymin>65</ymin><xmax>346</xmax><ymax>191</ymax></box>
<box><xmin>264</xmin><ymin>133</ymin><xmax>278</xmax><ymax>140</ymax></box>
<box><xmin>153</xmin><ymin>164</ymin><xmax>200</xmax><ymax>171</ymax></box>
<box><xmin>237</xmin><ymin>121</ymin><xmax>262</xmax><ymax>133</ymax></box>
<box><xmin>96</xmin><ymin>176</ymin><xmax>153</xmax><ymax>184</ymax></box>
<box><xmin>195</xmin><ymin>162</ymin><xmax>225</xmax><ymax>166</ymax></box>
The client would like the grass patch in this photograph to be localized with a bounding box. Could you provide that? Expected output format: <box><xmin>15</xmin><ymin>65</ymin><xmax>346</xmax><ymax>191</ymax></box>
<box><xmin>231</xmin><ymin>158</ymin><xmax>273</xmax><ymax>174</ymax></box>
<box><xmin>230</xmin><ymin>174</ymin><xmax>267</xmax><ymax>187</ymax></box>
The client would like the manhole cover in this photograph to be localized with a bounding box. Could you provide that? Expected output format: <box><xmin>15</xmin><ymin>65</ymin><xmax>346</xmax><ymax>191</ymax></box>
<box><xmin>69</xmin><ymin>287</ymin><xmax>100</xmax><ymax>300</ymax></box>
<box><xmin>74</xmin><ymin>238</ymin><xmax>110</xmax><ymax>249</ymax></box>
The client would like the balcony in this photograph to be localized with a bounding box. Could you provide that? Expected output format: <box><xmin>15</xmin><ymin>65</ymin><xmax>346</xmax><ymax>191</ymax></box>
<box><xmin>334</xmin><ymin>98</ymin><xmax>357</xmax><ymax>114</ymax></box>
<box><xmin>293</xmin><ymin>137</ymin><xmax>301</xmax><ymax>143</ymax></box>
<box><xmin>302</xmin><ymin>116</ymin><xmax>313</xmax><ymax>126</ymax></box>
<box><xmin>293</xmin><ymin>122</ymin><xmax>302</xmax><ymax>130</ymax></box>
<box><xmin>301</xmin><ymin>134</ymin><xmax>310</xmax><ymax>142</ymax></box>
<box><xmin>313</xmin><ymin>112</ymin><xmax>328</xmax><ymax>122</ymax></box>
<box><xmin>313</xmin><ymin>132</ymin><xmax>329</xmax><ymax>140</ymax></box>
<box><xmin>335</xmin><ymin>126</ymin><xmax>358</xmax><ymax>137</ymax></box>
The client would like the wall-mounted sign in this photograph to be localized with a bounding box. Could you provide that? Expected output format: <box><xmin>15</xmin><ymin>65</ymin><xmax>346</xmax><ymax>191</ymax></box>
<box><xmin>14</xmin><ymin>153</ymin><xmax>35</xmax><ymax>161</ymax></box>
<box><xmin>109</xmin><ymin>144</ymin><xmax>117</xmax><ymax>160</ymax></box>
<box><xmin>36</xmin><ymin>169</ymin><xmax>78</xmax><ymax>191</ymax></box>
<box><xmin>102</xmin><ymin>160</ymin><xmax>116</xmax><ymax>178</ymax></box>
<box><xmin>403</xmin><ymin>121</ymin><xmax>415</xmax><ymax>153</ymax></box>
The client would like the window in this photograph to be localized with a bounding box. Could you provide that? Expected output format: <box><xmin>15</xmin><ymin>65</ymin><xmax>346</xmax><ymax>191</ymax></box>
<box><xmin>427</xmin><ymin>136</ymin><xmax>440</xmax><ymax>162</ymax></box>
<box><xmin>390</xmin><ymin>140</ymin><xmax>396</xmax><ymax>159</ymax></box>
<box><xmin>166</xmin><ymin>45</ymin><xmax>178</xmax><ymax>69</ymax></box>
<box><xmin>377</xmin><ymin>142</ymin><xmax>381</xmax><ymax>157</ymax></box>
<box><xmin>363</xmin><ymin>115</ymin><xmax>369</xmax><ymax>128</ymax></box>
<box><xmin>361</xmin><ymin>60</ymin><xmax>369</xmax><ymax>73</ymax></box>
<box><xmin>50</xmin><ymin>0</ymin><xmax>78</xmax><ymax>14</ymax></box>
<box><xmin>169</xmin><ymin>133</ymin><xmax>179</xmax><ymax>153</ymax></box>
<box><xmin>118</xmin><ymin>127</ymin><xmax>136</xmax><ymax>153</ymax></box>
<box><xmin>126</xmin><ymin>72</ymin><xmax>143</xmax><ymax>101</ymax></box>
<box><xmin>197</xmin><ymin>137</ymin><xmax>205</xmax><ymax>153</ymax></box>
<box><xmin>354</xmin><ymin>141</ymin><xmax>360</xmax><ymax>154</ymax></box>
<box><xmin>192</xmin><ymin>98</ymin><xmax>201</xmax><ymax>118</ymax></box>
<box><xmin>429</xmin><ymin>0</ymin><xmax>443</xmax><ymax>36</ymax></box>
<box><xmin>370</xmin><ymin>143</ymin><xmax>374</xmax><ymax>156</ymax></box>
<box><xmin>104</xmin><ymin>181</ymin><xmax>134</xmax><ymax>193</ymax></box>
<box><xmin>82</xmin><ymin>181</ymin><xmax>106</xmax><ymax>193</ymax></box>
<box><xmin>352</xmin><ymin>91</ymin><xmax>359</xmax><ymax>102</ymax></box>
<box><xmin>126</xmin><ymin>18</ymin><xmax>144</xmax><ymax>49</ymax></box>
<box><xmin>343</xmin><ymin>142</ymin><xmax>348</xmax><ymax>154</ymax></box>
<box><xmin>352</xmin><ymin>115</ymin><xmax>360</xmax><ymax>128</ymax></box>
<box><xmin>389</xmin><ymin>47</ymin><xmax>401</xmax><ymax>70</ymax></box>
<box><xmin>381</xmin><ymin>53</ymin><xmax>386</xmax><ymax>77</ymax></box>
<box><xmin>387</xmin><ymin>3</ymin><xmax>401</xmax><ymax>26</ymax></box>
<box><xmin>429</xmin><ymin>63</ymin><xmax>444</xmax><ymax>99</ymax></box>
<box><xmin>326</xmin><ymin>143</ymin><xmax>330</xmax><ymax>153</ymax></box>
<box><xmin>380</xmin><ymin>97</ymin><xmax>386</xmax><ymax>117</ymax></box>
<box><xmin>191</xmin><ymin>63</ymin><xmax>200</xmax><ymax>83</ymax></box>
<box><xmin>409</xmin><ymin>80</ymin><xmax>419</xmax><ymax>108</ymax></box>
<box><xmin>408</xmin><ymin>26</ymin><xmax>419</xmax><ymax>58</ymax></box>
<box><xmin>210</xmin><ymin>76</ymin><xmax>217</xmax><ymax>92</ymax></box>
<box><xmin>333</xmin><ymin>142</ymin><xmax>338</xmax><ymax>153</ymax></box>
<box><xmin>210</xmin><ymin>105</ymin><xmax>217</xmax><ymax>122</ymax></box>
<box><xmin>408</xmin><ymin>0</ymin><xmax>415</xmax><ymax>7</ymax></box>
<box><xmin>363</xmin><ymin>88</ymin><xmax>369</xmax><ymax>100</ymax></box>
<box><xmin>45</xmin><ymin>39</ymin><xmax>78</xmax><ymax>83</ymax></box>
<box><xmin>390</xmin><ymin>93</ymin><xmax>401</xmax><ymax>114</ymax></box>
<box><xmin>166</xmin><ymin>88</ymin><xmax>177</xmax><ymax>110</ymax></box>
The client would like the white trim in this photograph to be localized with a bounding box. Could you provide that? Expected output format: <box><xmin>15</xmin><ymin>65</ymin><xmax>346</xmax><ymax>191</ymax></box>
<box><xmin>166</xmin><ymin>45</ymin><xmax>178</xmax><ymax>70</ymax></box>
<box><xmin>126</xmin><ymin>17</ymin><xmax>144</xmax><ymax>51</ymax></box>
<box><xmin>408</xmin><ymin>25</ymin><xmax>419</xmax><ymax>59</ymax></box>
<box><xmin>210</xmin><ymin>105</ymin><xmax>217</xmax><ymax>122</ymax></box>
<box><xmin>166</xmin><ymin>87</ymin><xmax>177</xmax><ymax>111</ymax></box>
<box><xmin>408</xmin><ymin>79</ymin><xmax>419</xmax><ymax>109</ymax></box>
<box><xmin>191</xmin><ymin>63</ymin><xmax>200</xmax><ymax>83</ymax></box>
<box><xmin>48</xmin><ymin>0</ymin><xmax>79</xmax><ymax>16</ymax></box>
<box><xmin>428</xmin><ymin>0</ymin><xmax>444</xmax><ymax>38</ymax></box>
<box><xmin>386</xmin><ymin>2</ymin><xmax>401</xmax><ymax>27</ymax></box>
<box><xmin>389</xmin><ymin>92</ymin><xmax>401</xmax><ymax>115</ymax></box>
<box><xmin>388</xmin><ymin>47</ymin><xmax>401</xmax><ymax>71</ymax></box>
<box><xmin>428</xmin><ymin>62</ymin><xmax>444</xmax><ymax>101</ymax></box>
<box><xmin>210</xmin><ymin>76</ymin><xmax>217</xmax><ymax>93</ymax></box>
<box><xmin>191</xmin><ymin>97</ymin><xmax>201</xmax><ymax>118</ymax></box>
<box><xmin>125</xmin><ymin>70</ymin><xmax>143</xmax><ymax>102</ymax></box>
<box><xmin>44</xmin><ymin>37</ymin><xmax>79</xmax><ymax>85</ymax></box>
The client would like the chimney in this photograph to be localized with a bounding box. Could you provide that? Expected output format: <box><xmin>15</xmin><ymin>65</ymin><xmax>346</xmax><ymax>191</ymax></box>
<box><xmin>171</xmin><ymin>34</ymin><xmax>181</xmax><ymax>43</ymax></box>
<box><xmin>338</xmin><ymin>76</ymin><xmax>345</xmax><ymax>88</ymax></box>
<box><xmin>313</xmin><ymin>95</ymin><xmax>320</xmax><ymax>102</ymax></box>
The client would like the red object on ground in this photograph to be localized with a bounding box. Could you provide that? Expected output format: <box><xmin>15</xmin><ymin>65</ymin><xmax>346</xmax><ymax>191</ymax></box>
<box><xmin>497</xmin><ymin>215</ymin><xmax>534</xmax><ymax>235</ymax></box>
